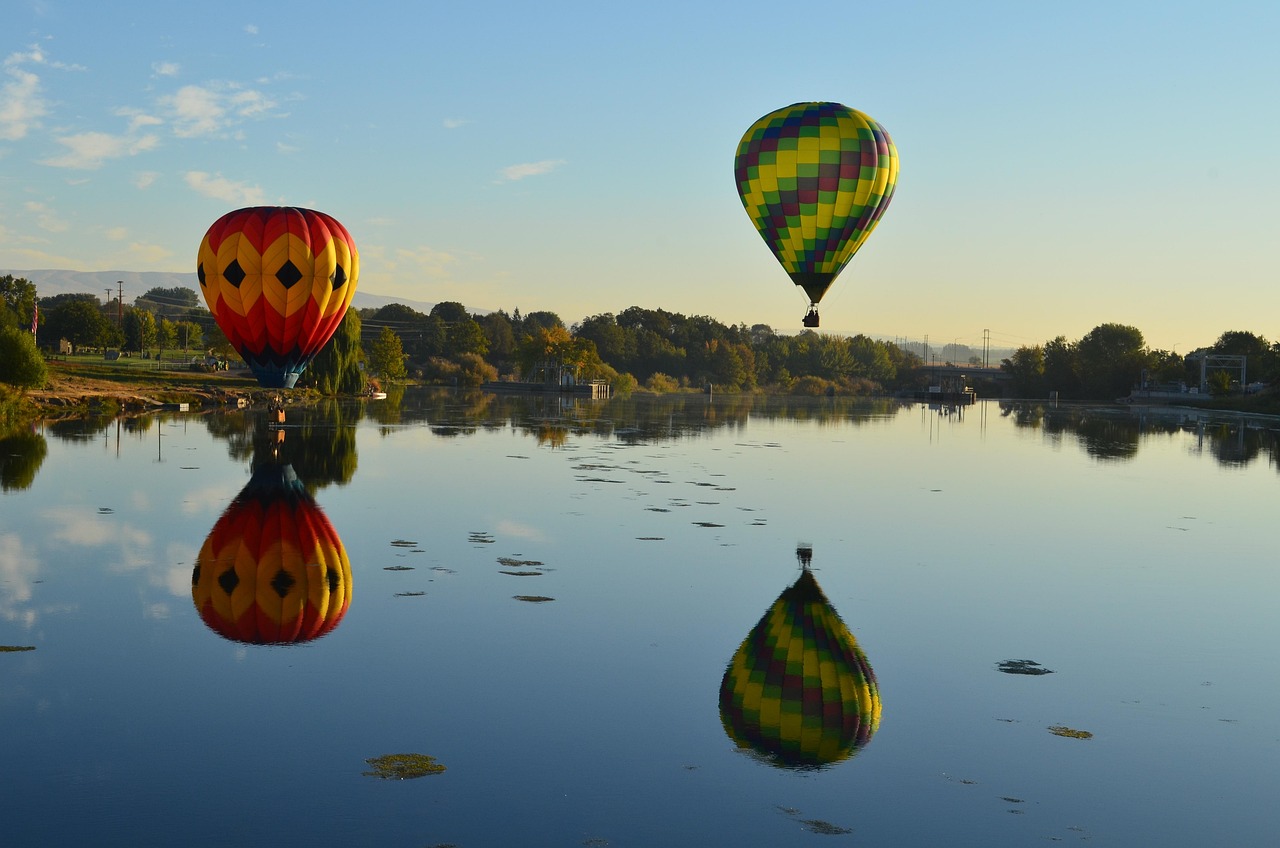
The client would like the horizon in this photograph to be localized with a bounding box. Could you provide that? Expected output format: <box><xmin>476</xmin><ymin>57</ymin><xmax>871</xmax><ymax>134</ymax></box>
<box><xmin>2</xmin><ymin>2</ymin><xmax>1276</xmax><ymax>354</ymax></box>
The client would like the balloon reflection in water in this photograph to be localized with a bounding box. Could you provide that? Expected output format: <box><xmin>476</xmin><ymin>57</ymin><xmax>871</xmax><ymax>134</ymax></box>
<box><xmin>719</xmin><ymin>547</ymin><xmax>880</xmax><ymax>768</ymax></box>
<box><xmin>192</xmin><ymin>464</ymin><xmax>351</xmax><ymax>644</ymax></box>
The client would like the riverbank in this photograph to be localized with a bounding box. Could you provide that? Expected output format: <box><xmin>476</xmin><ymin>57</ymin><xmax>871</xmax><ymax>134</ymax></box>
<box><xmin>11</xmin><ymin>358</ymin><xmax>312</xmax><ymax>420</ymax></box>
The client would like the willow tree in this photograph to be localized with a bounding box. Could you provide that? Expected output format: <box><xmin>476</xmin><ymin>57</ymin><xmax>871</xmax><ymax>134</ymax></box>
<box><xmin>300</xmin><ymin>310</ymin><xmax>365</xmax><ymax>395</ymax></box>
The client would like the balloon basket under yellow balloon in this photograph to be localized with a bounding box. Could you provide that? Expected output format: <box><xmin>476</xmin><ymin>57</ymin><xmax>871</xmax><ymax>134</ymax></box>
<box><xmin>803</xmin><ymin>308</ymin><xmax>820</xmax><ymax>328</ymax></box>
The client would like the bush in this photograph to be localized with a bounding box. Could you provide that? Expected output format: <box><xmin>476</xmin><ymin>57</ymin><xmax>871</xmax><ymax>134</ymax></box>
<box><xmin>645</xmin><ymin>372</ymin><xmax>680</xmax><ymax>393</ymax></box>
<box><xmin>0</xmin><ymin>326</ymin><xmax>48</xmax><ymax>389</ymax></box>
<box><xmin>420</xmin><ymin>354</ymin><xmax>498</xmax><ymax>387</ymax></box>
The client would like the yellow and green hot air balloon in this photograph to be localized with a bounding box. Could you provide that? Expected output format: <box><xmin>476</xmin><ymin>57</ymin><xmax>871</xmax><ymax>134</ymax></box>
<box><xmin>719</xmin><ymin>566</ymin><xmax>880</xmax><ymax>769</ymax></box>
<box><xmin>734</xmin><ymin>102</ymin><xmax>899</xmax><ymax>328</ymax></box>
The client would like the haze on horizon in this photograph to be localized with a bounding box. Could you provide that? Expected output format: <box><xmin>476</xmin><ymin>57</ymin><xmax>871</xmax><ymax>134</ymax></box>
<box><xmin>1</xmin><ymin>1</ymin><xmax>1276</xmax><ymax>354</ymax></box>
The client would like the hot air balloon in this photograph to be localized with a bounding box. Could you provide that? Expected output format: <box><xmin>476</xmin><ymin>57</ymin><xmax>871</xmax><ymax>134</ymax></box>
<box><xmin>734</xmin><ymin>102</ymin><xmax>898</xmax><ymax>328</ymax></box>
<box><xmin>719</xmin><ymin>550</ymin><xmax>880</xmax><ymax>769</ymax></box>
<box><xmin>191</xmin><ymin>463</ymin><xmax>351</xmax><ymax>644</ymax></box>
<box><xmin>196</xmin><ymin>206</ymin><xmax>359</xmax><ymax>388</ymax></box>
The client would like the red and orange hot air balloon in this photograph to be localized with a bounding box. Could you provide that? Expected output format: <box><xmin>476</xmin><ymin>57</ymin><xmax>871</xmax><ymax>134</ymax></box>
<box><xmin>192</xmin><ymin>464</ymin><xmax>352</xmax><ymax>644</ymax></box>
<box><xmin>197</xmin><ymin>206</ymin><xmax>359</xmax><ymax>388</ymax></box>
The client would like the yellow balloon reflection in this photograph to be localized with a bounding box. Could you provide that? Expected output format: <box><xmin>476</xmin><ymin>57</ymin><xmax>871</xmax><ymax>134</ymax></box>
<box><xmin>719</xmin><ymin>548</ymin><xmax>880</xmax><ymax>768</ymax></box>
<box><xmin>192</xmin><ymin>463</ymin><xmax>351</xmax><ymax>644</ymax></box>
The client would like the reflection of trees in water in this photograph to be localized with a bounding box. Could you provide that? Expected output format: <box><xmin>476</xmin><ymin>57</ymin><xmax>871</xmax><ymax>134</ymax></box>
<box><xmin>0</xmin><ymin>426</ymin><xmax>47</xmax><ymax>491</ymax></box>
<box><xmin>205</xmin><ymin>400</ymin><xmax>359</xmax><ymax>492</ymax></box>
<box><xmin>370</xmin><ymin>388</ymin><xmax>908</xmax><ymax>445</ymax></box>
<box><xmin>1000</xmin><ymin>401</ymin><xmax>1280</xmax><ymax>468</ymax></box>
<box><xmin>45</xmin><ymin>414</ymin><xmax>116</xmax><ymax>441</ymax></box>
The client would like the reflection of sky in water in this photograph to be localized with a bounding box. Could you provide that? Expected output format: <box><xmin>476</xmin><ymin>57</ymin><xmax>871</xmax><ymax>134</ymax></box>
<box><xmin>1</xmin><ymin>394</ymin><xmax>1278</xmax><ymax>846</ymax></box>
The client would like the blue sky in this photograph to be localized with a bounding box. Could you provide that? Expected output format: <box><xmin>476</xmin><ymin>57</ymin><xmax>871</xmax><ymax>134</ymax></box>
<box><xmin>1</xmin><ymin>0</ymin><xmax>1276</xmax><ymax>352</ymax></box>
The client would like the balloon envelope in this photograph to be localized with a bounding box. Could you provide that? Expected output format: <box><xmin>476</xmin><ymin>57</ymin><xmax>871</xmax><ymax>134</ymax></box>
<box><xmin>192</xmin><ymin>464</ymin><xmax>351</xmax><ymax>644</ymax></box>
<box><xmin>734</xmin><ymin>101</ymin><xmax>898</xmax><ymax>307</ymax></box>
<box><xmin>197</xmin><ymin>206</ymin><xmax>359</xmax><ymax>388</ymax></box>
<box><xmin>719</xmin><ymin>569</ymin><xmax>880</xmax><ymax>769</ymax></box>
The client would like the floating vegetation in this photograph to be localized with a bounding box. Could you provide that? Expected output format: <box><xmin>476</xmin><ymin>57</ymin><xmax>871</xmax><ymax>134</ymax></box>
<box><xmin>97</xmin><ymin>507</ymin><xmax>114</xmax><ymax>514</ymax></box>
<box><xmin>469</xmin><ymin>532</ymin><xmax>495</xmax><ymax>544</ymax></box>
<box><xmin>750</xmin><ymin>519</ymin><xmax>767</xmax><ymax>526</ymax></box>
<box><xmin>802</xmin><ymin>820</ymin><xmax>852</xmax><ymax>835</ymax></box>
<box><xmin>695</xmin><ymin>501</ymin><xmax>719</xmax><ymax>505</ymax></box>
<box><xmin>179</xmin><ymin>466</ymin><xmax>200</xmax><ymax>470</ymax></box>
<box><xmin>500</xmin><ymin>571</ymin><xmax>542</xmax><ymax>577</ymax></box>
<box><xmin>390</xmin><ymin>539</ymin><xmax>418</xmax><ymax>548</ymax></box>
<box><xmin>514</xmin><ymin>595</ymin><xmax>554</xmax><ymax>603</ymax></box>
<box><xmin>1001</xmin><ymin>797</ymin><xmax>1024</xmax><ymax>804</ymax></box>
<box><xmin>636</xmin><ymin>536</ymin><xmax>664</xmax><ymax>541</ymax></box>
<box><xmin>363</xmin><ymin>753</ymin><xmax>446</xmax><ymax>779</ymax></box>
<box><xmin>692</xmin><ymin>521</ymin><xmax>724</xmax><ymax>528</ymax></box>
<box><xmin>394</xmin><ymin>591</ymin><xmax>426</xmax><ymax>597</ymax></box>
<box><xmin>1048</xmin><ymin>725</ymin><xmax>1092</xmax><ymax>739</ymax></box>
<box><xmin>383</xmin><ymin>565</ymin><xmax>414</xmax><ymax>571</ymax></box>
<box><xmin>645</xmin><ymin>507</ymin><xmax>670</xmax><ymax>513</ymax></box>
<box><xmin>430</xmin><ymin>567</ymin><xmax>456</xmax><ymax>574</ymax></box>
<box><xmin>506</xmin><ymin>455</ymin><xmax>530</xmax><ymax>459</ymax></box>
<box><xmin>714</xmin><ymin>487</ymin><xmax>737</xmax><ymax>491</ymax></box>
<box><xmin>578</xmin><ymin>477</ymin><xmax>624</xmax><ymax>484</ymax></box>
<box><xmin>1</xmin><ymin>645</ymin><xmax>36</xmax><ymax>652</ymax></box>
<box><xmin>997</xmin><ymin>659</ymin><xmax>1054</xmax><ymax>675</ymax></box>
<box><xmin>497</xmin><ymin>557</ymin><xmax>544</xmax><ymax>567</ymax></box>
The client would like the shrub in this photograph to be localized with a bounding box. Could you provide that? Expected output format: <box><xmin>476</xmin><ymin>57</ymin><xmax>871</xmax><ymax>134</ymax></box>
<box><xmin>0</xmin><ymin>326</ymin><xmax>48</xmax><ymax>389</ymax></box>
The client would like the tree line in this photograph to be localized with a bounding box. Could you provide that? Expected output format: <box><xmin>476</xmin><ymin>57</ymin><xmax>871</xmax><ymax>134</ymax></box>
<box><xmin>5</xmin><ymin>273</ymin><xmax>1278</xmax><ymax>402</ymax></box>
<box><xmin>1000</xmin><ymin>323</ymin><xmax>1279</xmax><ymax>400</ymax></box>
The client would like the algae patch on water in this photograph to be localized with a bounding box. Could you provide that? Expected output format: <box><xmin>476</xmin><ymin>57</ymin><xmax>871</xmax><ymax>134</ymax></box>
<box><xmin>363</xmin><ymin>753</ymin><xmax>446</xmax><ymax>779</ymax></box>
<box><xmin>1048</xmin><ymin>725</ymin><xmax>1093</xmax><ymax>739</ymax></box>
<box><xmin>1</xmin><ymin>645</ymin><xmax>36</xmax><ymax>652</ymax></box>
<box><xmin>997</xmin><ymin>659</ymin><xmax>1054</xmax><ymax>675</ymax></box>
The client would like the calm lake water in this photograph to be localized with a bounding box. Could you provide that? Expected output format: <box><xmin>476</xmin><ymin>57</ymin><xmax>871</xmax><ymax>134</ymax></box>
<box><xmin>2</xmin><ymin>390</ymin><xmax>1278</xmax><ymax>847</ymax></box>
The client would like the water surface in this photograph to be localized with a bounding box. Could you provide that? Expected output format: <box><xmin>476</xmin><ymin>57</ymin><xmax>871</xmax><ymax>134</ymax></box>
<box><xmin>2</xmin><ymin>392</ymin><xmax>1277</xmax><ymax>846</ymax></box>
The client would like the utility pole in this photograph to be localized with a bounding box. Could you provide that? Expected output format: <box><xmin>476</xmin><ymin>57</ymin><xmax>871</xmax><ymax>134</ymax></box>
<box><xmin>117</xmin><ymin>280</ymin><xmax>123</xmax><ymax>329</ymax></box>
<box><xmin>983</xmin><ymin>328</ymin><xmax>991</xmax><ymax>368</ymax></box>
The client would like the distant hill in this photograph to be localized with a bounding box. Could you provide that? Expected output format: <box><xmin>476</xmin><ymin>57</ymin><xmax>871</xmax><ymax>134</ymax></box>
<box><xmin>2</xmin><ymin>268</ymin><xmax>441</xmax><ymax>315</ymax></box>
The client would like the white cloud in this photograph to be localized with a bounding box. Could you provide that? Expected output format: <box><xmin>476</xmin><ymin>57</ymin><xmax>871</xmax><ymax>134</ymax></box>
<box><xmin>497</xmin><ymin>158</ymin><xmax>566</xmax><ymax>183</ymax></box>
<box><xmin>38</xmin><ymin>130</ymin><xmax>158</xmax><ymax>169</ymax></box>
<box><xmin>495</xmin><ymin>519</ymin><xmax>547</xmax><ymax>543</ymax></box>
<box><xmin>152</xmin><ymin>61</ymin><xmax>180</xmax><ymax>77</ymax></box>
<box><xmin>184</xmin><ymin>170</ymin><xmax>266</xmax><ymax>205</ymax></box>
<box><xmin>104</xmin><ymin>226</ymin><xmax>127</xmax><ymax>240</ymax></box>
<box><xmin>162</xmin><ymin>85</ymin><xmax>223</xmax><ymax>137</ymax></box>
<box><xmin>0</xmin><ymin>67</ymin><xmax>45</xmax><ymax>140</ymax></box>
<box><xmin>160</xmin><ymin>83</ymin><xmax>277</xmax><ymax>138</ymax></box>
<box><xmin>123</xmin><ymin>241</ymin><xmax>173</xmax><ymax>264</ymax></box>
<box><xmin>244</xmin><ymin>24</ymin><xmax>259</xmax><ymax>36</ymax></box>
<box><xmin>133</xmin><ymin>170</ymin><xmax>159</xmax><ymax>189</ymax></box>
<box><xmin>443</xmin><ymin>117</ymin><xmax>468</xmax><ymax>129</ymax></box>
<box><xmin>25</xmin><ymin>201</ymin><xmax>67</xmax><ymax>232</ymax></box>
<box><xmin>115</xmin><ymin>106</ymin><xmax>163</xmax><ymax>132</ymax></box>
<box><xmin>392</xmin><ymin>245</ymin><xmax>457</xmax><ymax>279</ymax></box>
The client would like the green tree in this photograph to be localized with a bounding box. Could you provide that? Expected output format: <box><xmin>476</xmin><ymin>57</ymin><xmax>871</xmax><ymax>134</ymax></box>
<box><xmin>157</xmin><ymin>317</ymin><xmax>177</xmax><ymax>362</ymax></box>
<box><xmin>1001</xmin><ymin>345</ymin><xmax>1046</xmax><ymax>397</ymax></box>
<box><xmin>367</xmin><ymin>326</ymin><xmax>408</xmax><ymax>381</ymax></box>
<box><xmin>300</xmin><ymin>310</ymin><xmax>365</xmax><ymax>395</ymax></box>
<box><xmin>44</xmin><ymin>299</ymin><xmax>109</xmax><ymax>353</ymax></box>
<box><xmin>0</xmin><ymin>274</ymin><xmax>37</xmax><ymax>329</ymax></box>
<box><xmin>135</xmin><ymin>286</ymin><xmax>200</xmax><ymax>318</ymax></box>
<box><xmin>1042</xmin><ymin>336</ymin><xmax>1081</xmax><ymax>397</ymax></box>
<box><xmin>123</xmin><ymin>308</ymin><xmax>158</xmax><ymax>354</ymax></box>
<box><xmin>1076</xmin><ymin>323</ymin><xmax>1146</xmax><ymax>399</ymax></box>
<box><xmin>0</xmin><ymin>325</ymin><xmax>48</xmax><ymax>388</ymax></box>
<box><xmin>175</xmin><ymin>320</ymin><xmax>203</xmax><ymax>354</ymax></box>
<box><xmin>1211</xmin><ymin>330</ymin><xmax>1276</xmax><ymax>383</ymax></box>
